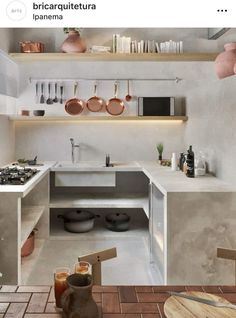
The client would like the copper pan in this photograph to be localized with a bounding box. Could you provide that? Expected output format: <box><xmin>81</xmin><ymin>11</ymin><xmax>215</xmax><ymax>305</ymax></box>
<box><xmin>87</xmin><ymin>83</ymin><xmax>104</xmax><ymax>112</ymax></box>
<box><xmin>106</xmin><ymin>82</ymin><xmax>125</xmax><ymax>116</ymax></box>
<box><xmin>65</xmin><ymin>82</ymin><xmax>84</xmax><ymax>115</ymax></box>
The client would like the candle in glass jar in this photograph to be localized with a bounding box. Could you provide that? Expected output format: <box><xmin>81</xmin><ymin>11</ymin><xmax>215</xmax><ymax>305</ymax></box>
<box><xmin>74</xmin><ymin>261</ymin><xmax>91</xmax><ymax>275</ymax></box>
<box><xmin>54</xmin><ymin>268</ymin><xmax>70</xmax><ymax>308</ymax></box>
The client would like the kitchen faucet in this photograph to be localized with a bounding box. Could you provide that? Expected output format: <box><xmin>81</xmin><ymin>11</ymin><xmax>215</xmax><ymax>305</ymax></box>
<box><xmin>70</xmin><ymin>138</ymin><xmax>80</xmax><ymax>163</ymax></box>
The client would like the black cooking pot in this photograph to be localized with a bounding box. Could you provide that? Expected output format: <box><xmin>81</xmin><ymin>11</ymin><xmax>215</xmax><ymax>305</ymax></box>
<box><xmin>105</xmin><ymin>212</ymin><xmax>130</xmax><ymax>232</ymax></box>
<box><xmin>58</xmin><ymin>210</ymin><xmax>98</xmax><ymax>233</ymax></box>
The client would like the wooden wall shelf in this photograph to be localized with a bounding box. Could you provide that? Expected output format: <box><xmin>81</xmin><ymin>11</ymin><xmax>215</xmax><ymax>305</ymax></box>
<box><xmin>9</xmin><ymin>116</ymin><xmax>188</xmax><ymax>122</ymax></box>
<box><xmin>9</xmin><ymin>53</ymin><xmax>217</xmax><ymax>62</ymax></box>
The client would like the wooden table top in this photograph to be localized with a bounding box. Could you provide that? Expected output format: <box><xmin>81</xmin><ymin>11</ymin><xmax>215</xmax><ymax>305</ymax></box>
<box><xmin>1</xmin><ymin>285</ymin><xmax>236</xmax><ymax>317</ymax></box>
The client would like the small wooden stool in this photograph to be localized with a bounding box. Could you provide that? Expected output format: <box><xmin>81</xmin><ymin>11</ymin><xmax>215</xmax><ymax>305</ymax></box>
<box><xmin>217</xmin><ymin>247</ymin><xmax>236</xmax><ymax>284</ymax></box>
<box><xmin>78</xmin><ymin>247</ymin><xmax>117</xmax><ymax>285</ymax></box>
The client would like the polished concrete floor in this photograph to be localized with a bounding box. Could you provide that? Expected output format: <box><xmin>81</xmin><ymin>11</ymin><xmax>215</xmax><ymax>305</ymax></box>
<box><xmin>25</xmin><ymin>236</ymin><xmax>159</xmax><ymax>285</ymax></box>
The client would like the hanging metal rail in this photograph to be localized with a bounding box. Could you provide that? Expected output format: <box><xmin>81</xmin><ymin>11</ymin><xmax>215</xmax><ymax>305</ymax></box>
<box><xmin>29</xmin><ymin>77</ymin><xmax>182</xmax><ymax>83</ymax></box>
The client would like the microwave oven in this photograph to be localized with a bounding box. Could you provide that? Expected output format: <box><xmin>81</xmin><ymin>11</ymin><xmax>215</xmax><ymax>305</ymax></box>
<box><xmin>138</xmin><ymin>97</ymin><xmax>175</xmax><ymax>116</ymax></box>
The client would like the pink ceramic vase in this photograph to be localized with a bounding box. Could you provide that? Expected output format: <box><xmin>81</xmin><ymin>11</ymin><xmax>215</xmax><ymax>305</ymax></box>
<box><xmin>215</xmin><ymin>43</ymin><xmax>236</xmax><ymax>79</ymax></box>
<box><xmin>61</xmin><ymin>31</ymin><xmax>87</xmax><ymax>53</ymax></box>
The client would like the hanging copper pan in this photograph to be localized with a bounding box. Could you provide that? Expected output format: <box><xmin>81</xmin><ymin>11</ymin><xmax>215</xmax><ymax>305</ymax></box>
<box><xmin>65</xmin><ymin>82</ymin><xmax>84</xmax><ymax>115</ymax></box>
<box><xmin>106</xmin><ymin>82</ymin><xmax>125</xmax><ymax>116</ymax></box>
<box><xmin>87</xmin><ymin>83</ymin><xmax>104</xmax><ymax>112</ymax></box>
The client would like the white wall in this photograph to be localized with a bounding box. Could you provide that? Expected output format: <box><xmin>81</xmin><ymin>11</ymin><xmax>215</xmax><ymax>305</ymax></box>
<box><xmin>0</xmin><ymin>115</ymin><xmax>15</xmax><ymax>165</ymax></box>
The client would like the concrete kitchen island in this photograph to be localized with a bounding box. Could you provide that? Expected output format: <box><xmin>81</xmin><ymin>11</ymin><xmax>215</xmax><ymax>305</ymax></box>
<box><xmin>1</xmin><ymin>161</ymin><xmax>236</xmax><ymax>286</ymax></box>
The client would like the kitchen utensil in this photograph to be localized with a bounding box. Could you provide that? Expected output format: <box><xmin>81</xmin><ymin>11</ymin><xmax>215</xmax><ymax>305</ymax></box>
<box><xmin>86</xmin><ymin>83</ymin><xmax>104</xmax><ymax>112</ymax></box>
<box><xmin>58</xmin><ymin>210</ymin><xmax>98</xmax><ymax>233</ymax></box>
<box><xmin>106</xmin><ymin>82</ymin><xmax>125</xmax><ymax>116</ymax></box>
<box><xmin>35</xmin><ymin>82</ymin><xmax>39</xmax><ymax>103</ymax></box>
<box><xmin>21</xmin><ymin>229</ymin><xmax>38</xmax><ymax>257</ymax></box>
<box><xmin>19</xmin><ymin>110</ymin><xmax>30</xmax><ymax>116</ymax></box>
<box><xmin>40</xmin><ymin>83</ymin><xmax>44</xmax><ymax>104</ymax></box>
<box><xmin>105</xmin><ymin>212</ymin><xmax>130</xmax><ymax>232</ymax></box>
<box><xmin>60</xmin><ymin>85</ymin><xmax>64</xmax><ymax>104</ymax></box>
<box><xmin>164</xmin><ymin>291</ymin><xmax>236</xmax><ymax>318</ymax></box>
<box><xmin>53</xmin><ymin>83</ymin><xmax>58</xmax><ymax>103</ymax></box>
<box><xmin>125</xmin><ymin>80</ymin><xmax>132</xmax><ymax>102</ymax></box>
<box><xmin>28</xmin><ymin>156</ymin><xmax>37</xmax><ymax>165</ymax></box>
<box><xmin>65</xmin><ymin>82</ymin><xmax>84</xmax><ymax>115</ymax></box>
<box><xmin>46</xmin><ymin>83</ymin><xmax>53</xmax><ymax>105</ymax></box>
<box><xmin>33</xmin><ymin>110</ymin><xmax>45</xmax><ymax>116</ymax></box>
<box><xmin>20</xmin><ymin>41</ymin><xmax>44</xmax><ymax>53</ymax></box>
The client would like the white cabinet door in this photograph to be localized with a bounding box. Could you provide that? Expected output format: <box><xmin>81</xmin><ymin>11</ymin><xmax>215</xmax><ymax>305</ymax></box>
<box><xmin>149</xmin><ymin>182</ymin><xmax>166</xmax><ymax>284</ymax></box>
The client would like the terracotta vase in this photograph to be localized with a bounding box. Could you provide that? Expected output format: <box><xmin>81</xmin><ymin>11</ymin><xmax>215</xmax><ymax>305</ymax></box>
<box><xmin>215</xmin><ymin>43</ymin><xmax>236</xmax><ymax>79</ymax></box>
<box><xmin>61</xmin><ymin>31</ymin><xmax>87</xmax><ymax>53</ymax></box>
<box><xmin>61</xmin><ymin>273</ymin><xmax>99</xmax><ymax>318</ymax></box>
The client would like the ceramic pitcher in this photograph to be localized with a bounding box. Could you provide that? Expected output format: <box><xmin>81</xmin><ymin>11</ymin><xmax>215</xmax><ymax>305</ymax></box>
<box><xmin>61</xmin><ymin>273</ymin><xmax>99</xmax><ymax>318</ymax></box>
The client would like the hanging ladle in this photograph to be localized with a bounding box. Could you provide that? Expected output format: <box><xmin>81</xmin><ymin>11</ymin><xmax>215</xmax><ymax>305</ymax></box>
<box><xmin>125</xmin><ymin>80</ymin><xmax>132</xmax><ymax>102</ymax></box>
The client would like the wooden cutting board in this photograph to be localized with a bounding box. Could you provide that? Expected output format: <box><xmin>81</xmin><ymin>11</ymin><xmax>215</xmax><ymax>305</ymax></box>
<box><xmin>164</xmin><ymin>291</ymin><xmax>236</xmax><ymax>318</ymax></box>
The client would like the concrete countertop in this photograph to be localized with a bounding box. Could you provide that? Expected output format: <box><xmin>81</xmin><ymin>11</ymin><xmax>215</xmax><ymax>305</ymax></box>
<box><xmin>0</xmin><ymin>162</ymin><xmax>55</xmax><ymax>196</ymax></box>
<box><xmin>0</xmin><ymin>160</ymin><xmax>236</xmax><ymax>195</ymax></box>
<box><xmin>139</xmin><ymin>161</ymin><xmax>236</xmax><ymax>194</ymax></box>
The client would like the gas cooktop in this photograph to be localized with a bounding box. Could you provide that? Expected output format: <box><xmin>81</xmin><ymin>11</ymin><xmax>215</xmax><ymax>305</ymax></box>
<box><xmin>0</xmin><ymin>166</ymin><xmax>39</xmax><ymax>185</ymax></box>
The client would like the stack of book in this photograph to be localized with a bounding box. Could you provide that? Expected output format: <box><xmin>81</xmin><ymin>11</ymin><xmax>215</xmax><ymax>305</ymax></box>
<box><xmin>112</xmin><ymin>34</ymin><xmax>184</xmax><ymax>54</ymax></box>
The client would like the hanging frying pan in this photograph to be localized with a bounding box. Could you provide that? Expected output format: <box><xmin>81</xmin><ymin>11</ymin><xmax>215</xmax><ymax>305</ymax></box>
<box><xmin>106</xmin><ymin>82</ymin><xmax>125</xmax><ymax>116</ymax></box>
<box><xmin>87</xmin><ymin>83</ymin><xmax>104</xmax><ymax>112</ymax></box>
<box><xmin>65</xmin><ymin>82</ymin><xmax>84</xmax><ymax>115</ymax></box>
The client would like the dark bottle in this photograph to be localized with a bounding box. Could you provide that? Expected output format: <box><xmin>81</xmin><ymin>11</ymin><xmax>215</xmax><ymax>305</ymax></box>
<box><xmin>179</xmin><ymin>153</ymin><xmax>185</xmax><ymax>171</ymax></box>
<box><xmin>186</xmin><ymin>145</ymin><xmax>195</xmax><ymax>178</ymax></box>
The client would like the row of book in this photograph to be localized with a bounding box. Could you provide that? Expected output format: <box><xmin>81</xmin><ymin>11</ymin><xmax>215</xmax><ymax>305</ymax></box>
<box><xmin>112</xmin><ymin>34</ymin><xmax>183</xmax><ymax>54</ymax></box>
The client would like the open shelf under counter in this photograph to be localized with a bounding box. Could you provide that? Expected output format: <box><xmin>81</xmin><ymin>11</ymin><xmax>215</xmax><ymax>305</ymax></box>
<box><xmin>9</xmin><ymin>52</ymin><xmax>218</xmax><ymax>62</ymax></box>
<box><xmin>21</xmin><ymin>239</ymin><xmax>45</xmax><ymax>284</ymax></box>
<box><xmin>9</xmin><ymin>116</ymin><xmax>188</xmax><ymax>122</ymax></box>
<box><xmin>50</xmin><ymin>193</ymin><xmax>149</xmax><ymax>217</ymax></box>
<box><xmin>21</xmin><ymin>206</ymin><xmax>45</xmax><ymax>247</ymax></box>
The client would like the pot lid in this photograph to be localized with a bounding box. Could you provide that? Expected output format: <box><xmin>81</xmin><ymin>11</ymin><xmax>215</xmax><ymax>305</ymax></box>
<box><xmin>105</xmin><ymin>212</ymin><xmax>130</xmax><ymax>224</ymax></box>
<box><xmin>64</xmin><ymin>210</ymin><xmax>95</xmax><ymax>222</ymax></box>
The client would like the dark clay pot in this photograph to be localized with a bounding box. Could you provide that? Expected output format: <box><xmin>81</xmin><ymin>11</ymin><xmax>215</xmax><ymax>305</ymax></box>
<box><xmin>61</xmin><ymin>273</ymin><xmax>99</xmax><ymax>318</ymax></box>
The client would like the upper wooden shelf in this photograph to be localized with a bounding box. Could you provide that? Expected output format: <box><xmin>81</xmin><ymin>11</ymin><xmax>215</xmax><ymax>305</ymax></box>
<box><xmin>9</xmin><ymin>116</ymin><xmax>188</xmax><ymax>122</ymax></box>
<box><xmin>9</xmin><ymin>53</ymin><xmax>218</xmax><ymax>62</ymax></box>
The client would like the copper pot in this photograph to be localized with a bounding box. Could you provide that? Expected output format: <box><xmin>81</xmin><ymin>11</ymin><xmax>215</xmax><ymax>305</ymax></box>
<box><xmin>20</xmin><ymin>41</ymin><xmax>44</xmax><ymax>53</ymax></box>
<box><xmin>21</xmin><ymin>229</ymin><xmax>38</xmax><ymax>257</ymax></box>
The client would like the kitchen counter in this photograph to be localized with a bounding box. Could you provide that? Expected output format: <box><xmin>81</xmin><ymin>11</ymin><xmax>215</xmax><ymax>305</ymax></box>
<box><xmin>0</xmin><ymin>284</ymin><xmax>236</xmax><ymax>317</ymax></box>
<box><xmin>0</xmin><ymin>162</ymin><xmax>55</xmax><ymax>197</ymax></box>
<box><xmin>0</xmin><ymin>160</ymin><xmax>235</xmax><ymax>195</ymax></box>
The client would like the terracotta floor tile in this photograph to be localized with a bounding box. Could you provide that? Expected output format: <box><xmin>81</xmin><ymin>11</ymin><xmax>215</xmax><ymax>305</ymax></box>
<box><xmin>157</xmin><ymin>303</ymin><xmax>166</xmax><ymax>318</ymax></box>
<box><xmin>202</xmin><ymin>286</ymin><xmax>221</xmax><ymax>293</ymax></box>
<box><xmin>119</xmin><ymin>287</ymin><xmax>138</xmax><ymax>303</ymax></box>
<box><xmin>220</xmin><ymin>286</ymin><xmax>236</xmax><ymax>293</ymax></box>
<box><xmin>24</xmin><ymin>314</ymin><xmax>62</xmax><ymax>317</ymax></box>
<box><xmin>216</xmin><ymin>293</ymin><xmax>236</xmax><ymax>303</ymax></box>
<box><xmin>93</xmin><ymin>286</ymin><xmax>118</xmax><ymax>293</ymax></box>
<box><xmin>185</xmin><ymin>286</ymin><xmax>204</xmax><ymax>292</ymax></box>
<box><xmin>26</xmin><ymin>293</ymin><xmax>48</xmax><ymax>313</ymax></box>
<box><xmin>102</xmin><ymin>293</ymin><xmax>121</xmax><ymax>313</ymax></box>
<box><xmin>121</xmin><ymin>303</ymin><xmax>158</xmax><ymax>314</ymax></box>
<box><xmin>103</xmin><ymin>315</ymin><xmax>141</xmax><ymax>318</ymax></box>
<box><xmin>0</xmin><ymin>293</ymin><xmax>31</xmax><ymax>302</ymax></box>
<box><xmin>137</xmin><ymin>293</ymin><xmax>169</xmax><ymax>303</ymax></box>
<box><xmin>0</xmin><ymin>302</ymin><xmax>9</xmax><ymax>313</ymax></box>
<box><xmin>135</xmin><ymin>287</ymin><xmax>153</xmax><ymax>293</ymax></box>
<box><xmin>17</xmin><ymin>286</ymin><xmax>50</xmax><ymax>293</ymax></box>
<box><xmin>0</xmin><ymin>286</ymin><xmax>17</xmax><ymax>293</ymax></box>
<box><xmin>141</xmin><ymin>314</ymin><xmax>161</xmax><ymax>318</ymax></box>
<box><xmin>48</xmin><ymin>288</ymin><xmax>55</xmax><ymax>302</ymax></box>
<box><xmin>152</xmin><ymin>286</ymin><xmax>186</xmax><ymax>293</ymax></box>
<box><xmin>5</xmin><ymin>302</ymin><xmax>27</xmax><ymax>318</ymax></box>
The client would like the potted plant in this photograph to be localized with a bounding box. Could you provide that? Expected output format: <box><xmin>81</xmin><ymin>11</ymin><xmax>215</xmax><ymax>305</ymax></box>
<box><xmin>61</xmin><ymin>28</ymin><xmax>87</xmax><ymax>53</ymax></box>
<box><xmin>156</xmin><ymin>143</ymin><xmax>164</xmax><ymax>163</ymax></box>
